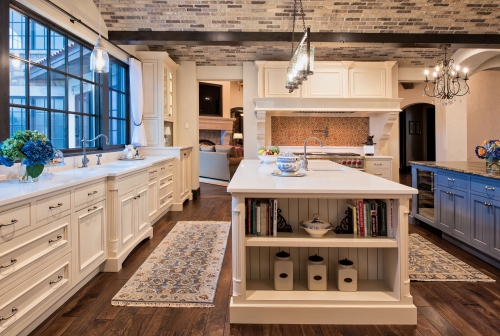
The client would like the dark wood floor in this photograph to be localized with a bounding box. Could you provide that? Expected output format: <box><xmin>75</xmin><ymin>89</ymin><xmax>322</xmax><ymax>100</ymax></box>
<box><xmin>30</xmin><ymin>183</ymin><xmax>500</xmax><ymax>336</ymax></box>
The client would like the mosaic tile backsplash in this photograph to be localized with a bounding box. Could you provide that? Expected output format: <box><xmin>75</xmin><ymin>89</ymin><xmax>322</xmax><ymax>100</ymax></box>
<box><xmin>271</xmin><ymin>117</ymin><xmax>369</xmax><ymax>147</ymax></box>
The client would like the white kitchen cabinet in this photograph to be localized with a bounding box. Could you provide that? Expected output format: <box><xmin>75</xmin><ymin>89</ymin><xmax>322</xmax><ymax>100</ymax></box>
<box><xmin>137</xmin><ymin>51</ymin><xmax>179</xmax><ymax>148</ymax></box>
<box><xmin>74</xmin><ymin>200</ymin><xmax>106</xmax><ymax>283</ymax></box>
<box><xmin>148</xmin><ymin>179</ymin><xmax>158</xmax><ymax>221</ymax></box>
<box><xmin>365</xmin><ymin>157</ymin><xmax>393</xmax><ymax>181</ymax></box>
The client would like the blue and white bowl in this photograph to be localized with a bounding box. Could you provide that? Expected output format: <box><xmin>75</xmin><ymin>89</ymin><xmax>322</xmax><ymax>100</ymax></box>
<box><xmin>276</xmin><ymin>152</ymin><xmax>302</xmax><ymax>174</ymax></box>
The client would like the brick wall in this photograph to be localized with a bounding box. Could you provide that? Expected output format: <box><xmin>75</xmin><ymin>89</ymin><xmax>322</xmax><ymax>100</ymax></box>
<box><xmin>271</xmin><ymin>116</ymin><xmax>369</xmax><ymax>147</ymax></box>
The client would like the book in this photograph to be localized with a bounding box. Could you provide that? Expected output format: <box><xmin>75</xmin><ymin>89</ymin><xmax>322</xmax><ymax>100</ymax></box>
<box><xmin>260</xmin><ymin>201</ymin><xmax>267</xmax><ymax>236</ymax></box>
<box><xmin>273</xmin><ymin>199</ymin><xmax>278</xmax><ymax>236</ymax></box>
<box><xmin>256</xmin><ymin>201</ymin><xmax>261</xmax><ymax>235</ymax></box>
<box><xmin>252</xmin><ymin>200</ymin><xmax>257</xmax><ymax>235</ymax></box>
<box><xmin>369</xmin><ymin>201</ymin><xmax>378</xmax><ymax>237</ymax></box>
<box><xmin>377</xmin><ymin>200</ymin><xmax>387</xmax><ymax>236</ymax></box>
<box><xmin>389</xmin><ymin>199</ymin><xmax>394</xmax><ymax>238</ymax></box>
<box><xmin>347</xmin><ymin>202</ymin><xmax>357</xmax><ymax>235</ymax></box>
<box><xmin>246</xmin><ymin>198</ymin><xmax>252</xmax><ymax>235</ymax></box>
<box><xmin>266</xmin><ymin>201</ymin><xmax>270</xmax><ymax>236</ymax></box>
<box><xmin>364</xmin><ymin>201</ymin><xmax>371</xmax><ymax>236</ymax></box>
<box><xmin>357</xmin><ymin>199</ymin><xmax>364</xmax><ymax>236</ymax></box>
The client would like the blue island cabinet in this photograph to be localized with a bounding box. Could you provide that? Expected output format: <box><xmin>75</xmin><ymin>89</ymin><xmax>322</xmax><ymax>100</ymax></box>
<box><xmin>411</xmin><ymin>163</ymin><xmax>500</xmax><ymax>267</ymax></box>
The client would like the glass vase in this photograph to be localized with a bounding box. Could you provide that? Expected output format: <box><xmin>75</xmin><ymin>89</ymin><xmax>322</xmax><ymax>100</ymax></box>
<box><xmin>18</xmin><ymin>162</ymin><xmax>39</xmax><ymax>183</ymax></box>
<box><xmin>486</xmin><ymin>157</ymin><xmax>500</xmax><ymax>174</ymax></box>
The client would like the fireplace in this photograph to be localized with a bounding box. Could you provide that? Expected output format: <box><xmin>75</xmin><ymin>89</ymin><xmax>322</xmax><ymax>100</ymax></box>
<box><xmin>199</xmin><ymin>116</ymin><xmax>235</xmax><ymax>145</ymax></box>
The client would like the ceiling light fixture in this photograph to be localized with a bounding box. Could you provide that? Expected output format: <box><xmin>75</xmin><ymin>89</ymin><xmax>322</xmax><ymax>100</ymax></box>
<box><xmin>423</xmin><ymin>44</ymin><xmax>470</xmax><ymax>106</ymax></box>
<box><xmin>90</xmin><ymin>0</ymin><xmax>109</xmax><ymax>73</ymax></box>
<box><xmin>285</xmin><ymin>0</ymin><xmax>314</xmax><ymax>93</ymax></box>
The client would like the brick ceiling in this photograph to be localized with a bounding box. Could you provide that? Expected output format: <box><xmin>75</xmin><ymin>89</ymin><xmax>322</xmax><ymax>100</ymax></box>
<box><xmin>97</xmin><ymin>0</ymin><xmax>500</xmax><ymax>66</ymax></box>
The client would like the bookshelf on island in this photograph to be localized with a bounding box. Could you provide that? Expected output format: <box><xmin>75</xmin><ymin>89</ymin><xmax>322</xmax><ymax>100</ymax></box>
<box><xmin>227</xmin><ymin>160</ymin><xmax>418</xmax><ymax>325</ymax></box>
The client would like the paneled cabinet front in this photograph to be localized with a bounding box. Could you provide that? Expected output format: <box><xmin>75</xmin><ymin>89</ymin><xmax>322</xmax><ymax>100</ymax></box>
<box><xmin>117</xmin><ymin>185</ymin><xmax>149</xmax><ymax>250</ymax></box>
<box><xmin>469</xmin><ymin>194</ymin><xmax>500</xmax><ymax>256</ymax></box>
<box><xmin>74</xmin><ymin>200</ymin><xmax>106</xmax><ymax>282</ymax></box>
<box><xmin>437</xmin><ymin>187</ymin><xmax>468</xmax><ymax>242</ymax></box>
<box><xmin>148</xmin><ymin>179</ymin><xmax>158</xmax><ymax>221</ymax></box>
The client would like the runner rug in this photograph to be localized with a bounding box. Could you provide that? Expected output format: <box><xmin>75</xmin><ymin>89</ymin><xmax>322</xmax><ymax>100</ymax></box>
<box><xmin>409</xmin><ymin>233</ymin><xmax>494</xmax><ymax>282</ymax></box>
<box><xmin>112</xmin><ymin>221</ymin><xmax>231</xmax><ymax>307</ymax></box>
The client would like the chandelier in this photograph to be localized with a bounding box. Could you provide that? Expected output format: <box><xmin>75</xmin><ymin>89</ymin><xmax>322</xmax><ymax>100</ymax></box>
<box><xmin>423</xmin><ymin>44</ymin><xmax>470</xmax><ymax>106</ymax></box>
<box><xmin>285</xmin><ymin>0</ymin><xmax>314</xmax><ymax>93</ymax></box>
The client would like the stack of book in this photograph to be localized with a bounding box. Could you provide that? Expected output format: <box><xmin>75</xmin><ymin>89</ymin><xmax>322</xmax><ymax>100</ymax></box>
<box><xmin>347</xmin><ymin>199</ymin><xmax>395</xmax><ymax>238</ymax></box>
<box><xmin>245</xmin><ymin>198</ymin><xmax>278</xmax><ymax>236</ymax></box>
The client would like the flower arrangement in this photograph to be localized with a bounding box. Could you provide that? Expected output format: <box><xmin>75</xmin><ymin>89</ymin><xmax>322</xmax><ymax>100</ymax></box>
<box><xmin>475</xmin><ymin>140</ymin><xmax>500</xmax><ymax>172</ymax></box>
<box><xmin>0</xmin><ymin>130</ymin><xmax>55</xmax><ymax>181</ymax></box>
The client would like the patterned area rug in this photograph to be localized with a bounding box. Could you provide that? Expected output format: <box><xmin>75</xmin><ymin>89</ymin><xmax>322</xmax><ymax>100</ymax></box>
<box><xmin>112</xmin><ymin>221</ymin><xmax>231</xmax><ymax>307</ymax></box>
<box><xmin>409</xmin><ymin>234</ymin><xmax>494</xmax><ymax>282</ymax></box>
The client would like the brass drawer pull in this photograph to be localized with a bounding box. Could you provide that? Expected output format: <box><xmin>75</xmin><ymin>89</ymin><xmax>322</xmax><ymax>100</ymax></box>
<box><xmin>136</xmin><ymin>195</ymin><xmax>141</xmax><ymax>199</ymax></box>
<box><xmin>49</xmin><ymin>275</ymin><xmax>64</xmax><ymax>285</ymax></box>
<box><xmin>0</xmin><ymin>308</ymin><xmax>18</xmax><ymax>321</ymax></box>
<box><xmin>88</xmin><ymin>206</ymin><xmax>98</xmax><ymax>212</ymax></box>
<box><xmin>0</xmin><ymin>219</ymin><xmax>18</xmax><ymax>227</ymax></box>
<box><xmin>49</xmin><ymin>203</ymin><xmax>63</xmax><ymax>210</ymax></box>
<box><xmin>447</xmin><ymin>178</ymin><xmax>455</xmax><ymax>182</ymax></box>
<box><xmin>485</xmin><ymin>186</ymin><xmax>495</xmax><ymax>191</ymax></box>
<box><xmin>160</xmin><ymin>200</ymin><xmax>165</xmax><ymax>205</ymax></box>
<box><xmin>160</xmin><ymin>182</ymin><xmax>165</xmax><ymax>186</ymax></box>
<box><xmin>49</xmin><ymin>235</ymin><xmax>63</xmax><ymax>243</ymax></box>
<box><xmin>374</xmin><ymin>163</ymin><xmax>382</xmax><ymax>166</ymax></box>
<box><xmin>375</xmin><ymin>173</ymin><xmax>382</xmax><ymax>176</ymax></box>
<box><xmin>0</xmin><ymin>258</ymin><xmax>17</xmax><ymax>269</ymax></box>
<box><xmin>88</xmin><ymin>190</ymin><xmax>98</xmax><ymax>196</ymax></box>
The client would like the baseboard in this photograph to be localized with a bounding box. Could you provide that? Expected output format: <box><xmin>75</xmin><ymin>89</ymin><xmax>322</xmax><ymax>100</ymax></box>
<box><xmin>192</xmin><ymin>187</ymin><xmax>201</xmax><ymax>201</ymax></box>
<box><xmin>442</xmin><ymin>234</ymin><xmax>500</xmax><ymax>270</ymax></box>
<box><xmin>199</xmin><ymin>177</ymin><xmax>229</xmax><ymax>186</ymax></box>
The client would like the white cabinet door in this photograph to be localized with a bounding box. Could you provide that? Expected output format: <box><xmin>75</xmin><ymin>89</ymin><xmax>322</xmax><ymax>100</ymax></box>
<box><xmin>264</xmin><ymin>68</ymin><xmax>301</xmax><ymax>97</ymax></box>
<box><xmin>142</xmin><ymin>61</ymin><xmax>157</xmax><ymax>118</ymax></box>
<box><xmin>148</xmin><ymin>180</ymin><xmax>158</xmax><ymax>221</ymax></box>
<box><xmin>75</xmin><ymin>200</ymin><xmax>106</xmax><ymax>280</ymax></box>
<box><xmin>119</xmin><ymin>190</ymin><xmax>135</xmax><ymax>246</ymax></box>
<box><xmin>304</xmin><ymin>69</ymin><xmax>343</xmax><ymax>97</ymax></box>
<box><xmin>143</xmin><ymin>119</ymin><xmax>159</xmax><ymax>147</ymax></box>
<box><xmin>136</xmin><ymin>185</ymin><xmax>149</xmax><ymax>233</ymax></box>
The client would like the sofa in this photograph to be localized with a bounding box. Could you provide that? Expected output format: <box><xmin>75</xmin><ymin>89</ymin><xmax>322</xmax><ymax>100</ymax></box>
<box><xmin>199</xmin><ymin>145</ymin><xmax>243</xmax><ymax>182</ymax></box>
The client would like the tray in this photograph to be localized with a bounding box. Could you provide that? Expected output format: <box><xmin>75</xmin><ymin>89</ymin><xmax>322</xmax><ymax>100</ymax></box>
<box><xmin>271</xmin><ymin>170</ymin><xmax>306</xmax><ymax>177</ymax></box>
<box><xmin>118</xmin><ymin>156</ymin><xmax>146</xmax><ymax>161</ymax></box>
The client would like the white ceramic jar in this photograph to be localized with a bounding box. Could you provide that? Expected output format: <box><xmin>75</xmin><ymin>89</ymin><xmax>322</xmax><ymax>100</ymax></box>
<box><xmin>274</xmin><ymin>250</ymin><xmax>293</xmax><ymax>290</ymax></box>
<box><xmin>307</xmin><ymin>254</ymin><xmax>327</xmax><ymax>291</ymax></box>
<box><xmin>337</xmin><ymin>258</ymin><xmax>358</xmax><ymax>292</ymax></box>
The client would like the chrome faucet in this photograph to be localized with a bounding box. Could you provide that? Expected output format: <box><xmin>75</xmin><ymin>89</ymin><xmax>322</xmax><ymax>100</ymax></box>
<box><xmin>80</xmin><ymin>134</ymin><xmax>110</xmax><ymax>168</ymax></box>
<box><xmin>302</xmin><ymin>137</ymin><xmax>323</xmax><ymax>171</ymax></box>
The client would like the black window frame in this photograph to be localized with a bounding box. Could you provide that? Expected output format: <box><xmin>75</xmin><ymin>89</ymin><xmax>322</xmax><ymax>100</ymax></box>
<box><xmin>3</xmin><ymin>1</ymin><xmax>130</xmax><ymax>156</ymax></box>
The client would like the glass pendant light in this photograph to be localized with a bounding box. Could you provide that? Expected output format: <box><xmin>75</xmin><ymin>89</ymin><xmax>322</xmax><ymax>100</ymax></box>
<box><xmin>90</xmin><ymin>0</ymin><xmax>109</xmax><ymax>73</ymax></box>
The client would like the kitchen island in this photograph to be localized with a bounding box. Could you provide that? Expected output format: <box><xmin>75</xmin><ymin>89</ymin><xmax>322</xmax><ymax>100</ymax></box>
<box><xmin>227</xmin><ymin>160</ymin><xmax>418</xmax><ymax>325</ymax></box>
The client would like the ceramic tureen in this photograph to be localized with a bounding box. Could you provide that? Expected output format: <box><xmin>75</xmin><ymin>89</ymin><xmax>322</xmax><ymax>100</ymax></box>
<box><xmin>276</xmin><ymin>152</ymin><xmax>302</xmax><ymax>174</ymax></box>
<box><xmin>299</xmin><ymin>214</ymin><xmax>333</xmax><ymax>238</ymax></box>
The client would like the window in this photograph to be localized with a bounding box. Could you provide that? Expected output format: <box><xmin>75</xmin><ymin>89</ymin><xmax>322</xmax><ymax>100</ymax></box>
<box><xmin>7</xmin><ymin>7</ymin><xmax>129</xmax><ymax>153</ymax></box>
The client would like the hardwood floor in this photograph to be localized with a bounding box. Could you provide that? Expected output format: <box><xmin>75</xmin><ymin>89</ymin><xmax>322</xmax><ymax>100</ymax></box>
<box><xmin>29</xmin><ymin>183</ymin><xmax>500</xmax><ymax>336</ymax></box>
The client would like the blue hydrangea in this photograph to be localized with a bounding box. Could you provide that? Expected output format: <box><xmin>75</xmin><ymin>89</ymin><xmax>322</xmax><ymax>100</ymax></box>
<box><xmin>0</xmin><ymin>155</ymin><xmax>14</xmax><ymax>167</ymax></box>
<box><xmin>21</xmin><ymin>140</ymin><xmax>55</xmax><ymax>166</ymax></box>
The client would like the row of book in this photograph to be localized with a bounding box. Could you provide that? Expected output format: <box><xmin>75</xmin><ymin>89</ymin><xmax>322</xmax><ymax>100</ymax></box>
<box><xmin>246</xmin><ymin>198</ymin><xmax>278</xmax><ymax>236</ymax></box>
<box><xmin>347</xmin><ymin>199</ymin><xmax>395</xmax><ymax>238</ymax></box>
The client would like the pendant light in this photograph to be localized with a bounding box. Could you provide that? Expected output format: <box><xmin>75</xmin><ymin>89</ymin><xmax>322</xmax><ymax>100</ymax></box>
<box><xmin>90</xmin><ymin>0</ymin><xmax>109</xmax><ymax>73</ymax></box>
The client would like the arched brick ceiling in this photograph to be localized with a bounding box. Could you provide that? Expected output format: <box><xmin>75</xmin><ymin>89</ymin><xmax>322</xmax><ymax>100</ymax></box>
<box><xmin>96</xmin><ymin>0</ymin><xmax>499</xmax><ymax>66</ymax></box>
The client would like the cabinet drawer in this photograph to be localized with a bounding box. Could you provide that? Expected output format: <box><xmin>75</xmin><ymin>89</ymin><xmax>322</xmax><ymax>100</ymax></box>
<box><xmin>159</xmin><ymin>191</ymin><xmax>173</xmax><ymax>210</ymax></box>
<box><xmin>0</xmin><ymin>203</ymin><xmax>31</xmax><ymax>244</ymax></box>
<box><xmin>437</xmin><ymin>172</ymin><xmax>468</xmax><ymax>190</ymax></box>
<box><xmin>366</xmin><ymin>160</ymin><xmax>391</xmax><ymax>170</ymax></box>
<box><xmin>470</xmin><ymin>177</ymin><xmax>500</xmax><ymax>199</ymax></box>
<box><xmin>165</xmin><ymin>160</ymin><xmax>174</xmax><ymax>174</ymax></box>
<box><xmin>0</xmin><ymin>215</ymin><xmax>70</xmax><ymax>291</ymax></box>
<box><xmin>74</xmin><ymin>181</ymin><xmax>106</xmax><ymax>208</ymax></box>
<box><xmin>148</xmin><ymin>166</ymin><xmax>159</xmax><ymax>180</ymax></box>
<box><xmin>36</xmin><ymin>191</ymin><xmax>71</xmax><ymax>223</ymax></box>
<box><xmin>367</xmin><ymin>168</ymin><xmax>391</xmax><ymax>179</ymax></box>
<box><xmin>118</xmin><ymin>170</ymin><xmax>148</xmax><ymax>195</ymax></box>
<box><xmin>0</xmin><ymin>253</ymin><xmax>70</xmax><ymax>334</ymax></box>
<box><xmin>159</xmin><ymin>174</ymin><xmax>173</xmax><ymax>191</ymax></box>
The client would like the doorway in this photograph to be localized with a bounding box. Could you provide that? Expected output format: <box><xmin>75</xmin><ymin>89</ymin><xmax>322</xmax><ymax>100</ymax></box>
<box><xmin>399</xmin><ymin>103</ymin><xmax>436</xmax><ymax>174</ymax></box>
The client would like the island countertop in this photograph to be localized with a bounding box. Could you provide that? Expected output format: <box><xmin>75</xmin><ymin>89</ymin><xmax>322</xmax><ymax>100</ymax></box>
<box><xmin>227</xmin><ymin>160</ymin><xmax>417</xmax><ymax>197</ymax></box>
<box><xmin>410</xmin><ymin>161</ymin><xmax>500</xmax><ymax>180</ymax></box>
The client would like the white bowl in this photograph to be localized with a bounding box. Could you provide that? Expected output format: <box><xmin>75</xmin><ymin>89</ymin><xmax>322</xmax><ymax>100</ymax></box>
<box><xmin>301</xmin><ymin>226</ymin><xmax>331</xmax><ymax>238</ymax></box>
<box><xmin>258</xmin><ymin>155</ymin><xmax>278</xmax><ymax>164</ymax></box>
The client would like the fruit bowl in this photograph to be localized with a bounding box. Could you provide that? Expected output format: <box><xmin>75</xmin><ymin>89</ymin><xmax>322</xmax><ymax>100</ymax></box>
<box><xmin>258</xmin><ymin>155</ymin><xmax>278</xmax><ymax>164</ymax></box>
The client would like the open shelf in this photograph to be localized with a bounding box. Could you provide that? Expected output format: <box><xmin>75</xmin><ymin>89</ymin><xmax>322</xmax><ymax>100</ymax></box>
<box><xmin>246</xmin><ymin>279</ymin><xmax>398</xmax><ymax>302</ymax></box>
<box><xmin>245</xmin><ymin>230</ymin><xmax>397</xmax><ymax>248</ymax></box>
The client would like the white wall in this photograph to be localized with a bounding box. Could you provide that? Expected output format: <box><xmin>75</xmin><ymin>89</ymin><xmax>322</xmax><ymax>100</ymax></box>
<box><xmin>177</xmin><ymin>62</ymin><xmax>200</xmax><ymax>190</ymax></box>
<box><xmin>243</xmin><ymin>63</ymin><xmax>259</xmax><ymax>159</ymax></box>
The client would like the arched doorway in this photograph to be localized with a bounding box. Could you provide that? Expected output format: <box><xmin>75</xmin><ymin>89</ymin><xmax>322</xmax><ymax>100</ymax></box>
<box><xmin>399</xmin><ymin>103</ymin><xmax>436</xmax><ymax>174</ymax></box>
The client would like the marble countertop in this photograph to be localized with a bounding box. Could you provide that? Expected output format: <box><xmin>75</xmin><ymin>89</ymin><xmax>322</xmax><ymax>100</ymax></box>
<box><xmin>410</xmin><ymin>161</ymin><xmax>500</xmax><ymax>180</ymax></box>
<box><xmin>227</xmin><ymin>160</ymin><xmax>417</xmax><ymax>196</ymax></box>
<box><xmin>0</xmin><ymin>156</ymin><xmax>173</xmax><ymax>207</ymax></box>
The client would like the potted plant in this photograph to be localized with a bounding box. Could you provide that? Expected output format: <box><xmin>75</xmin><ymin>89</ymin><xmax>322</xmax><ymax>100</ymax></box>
<box><xmin>0</xmin><ymin>130</ymin><xmax>55</xmax><ymax>182</ymax></box>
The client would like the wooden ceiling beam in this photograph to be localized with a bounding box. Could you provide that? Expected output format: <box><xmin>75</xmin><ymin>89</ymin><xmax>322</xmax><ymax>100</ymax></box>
<box><xmin>109</xmin><ymin>31</ymin><xmax>500</xmax><ymax>48</ymax></box>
